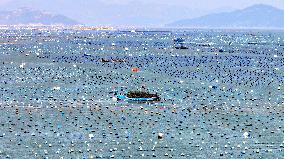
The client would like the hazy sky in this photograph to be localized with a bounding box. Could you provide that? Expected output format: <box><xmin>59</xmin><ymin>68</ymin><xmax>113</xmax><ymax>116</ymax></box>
<box><xmin>0</xmin><ymin>0</ymin><xmax>283</xmax><ymax>26</ymax></box>
<box><xmin>1</xmin><ymin>0</ymin><xmax>284</xmax><ymax>9</ymax></box>
<box><xmin>104</xmin><ymin>0</ymin><xmax>284</xmax><ymax>8</ymax></box>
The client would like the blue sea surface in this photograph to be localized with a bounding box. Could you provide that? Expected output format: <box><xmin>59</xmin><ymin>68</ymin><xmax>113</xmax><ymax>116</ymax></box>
<box><xmin>0</xmin><ymin>29</ymin><xmax>284</xmax><ymax>158</ymax></box>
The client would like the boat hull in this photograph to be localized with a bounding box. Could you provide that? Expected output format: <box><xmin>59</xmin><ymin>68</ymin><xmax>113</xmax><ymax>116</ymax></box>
<box><xmin>116</xmin><ymin>95</ymin><xmax>160</xmax><ymax>102</ymax></box>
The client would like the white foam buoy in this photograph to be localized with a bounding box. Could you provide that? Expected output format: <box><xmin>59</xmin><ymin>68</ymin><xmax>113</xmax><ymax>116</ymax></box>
<box><xmin>243</xmin><ymin>132</ymin><xmax>249</xmax><ymax>138</ymax></box>
<box><xmin>158</xmin><ymin>133</ymin><xmax>164</xmax><ymax>139</ymax></box>
<box><xmin>89</xmin><ymin>134</ymin><xmax>94</xmax><ymax>139</ymax></box>
<box><xmin>53</xmin><ymin>86</ymin><xmax>61</xmax><ymax>90</ymax></box>
<box><xmin>112</xmin><ymin>97</ymin><xmax>118</xmax><ymax>102</ymax></box>
<box><xmin>20</xmin><ymin>63</ymin><xmax>26</xmax><ymax>68</ymax></box>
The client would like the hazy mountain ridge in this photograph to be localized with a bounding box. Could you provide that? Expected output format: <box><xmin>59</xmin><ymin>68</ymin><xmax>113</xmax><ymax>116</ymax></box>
<box><xmin>0</xmin><ymin>7</ymin><xmax>79</xmax><ymax>25</ymax></box>
<box><xmin>167</xmin><ymin>4</ymin><xmax>284</xmax><ymax>28</ymax></box>
<box><xmin>0</xmin><ymin>0</ymin><xmax>208</xmax><ymax>27</ymax></box>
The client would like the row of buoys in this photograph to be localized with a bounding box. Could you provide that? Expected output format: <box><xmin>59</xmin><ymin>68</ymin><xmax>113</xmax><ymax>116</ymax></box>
<box><xmin>0</xmin><ymin>29</ymin><xmax>284</xmax><ymax>158</ymax></box>
<box><xmin>1</xmin><ymin>103</ymin><xmax>284</xmax><ymax>157</ymax></box>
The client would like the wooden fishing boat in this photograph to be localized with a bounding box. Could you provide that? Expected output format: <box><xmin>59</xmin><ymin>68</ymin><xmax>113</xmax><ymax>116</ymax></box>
<box><xmin>113</xmin><ymin>90</ymin><xmax>161</xmax><ymax>102</ymax></box>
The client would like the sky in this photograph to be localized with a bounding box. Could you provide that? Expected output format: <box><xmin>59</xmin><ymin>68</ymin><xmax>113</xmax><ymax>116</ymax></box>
<box><xmin>0</xmin><ymin>0</ymin><xmax>283</xmax><ymax>26</ymax></box>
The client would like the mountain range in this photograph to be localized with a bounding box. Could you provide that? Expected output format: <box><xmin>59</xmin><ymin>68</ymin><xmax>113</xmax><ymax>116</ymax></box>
<box><xmin>0</xmin><ymin>4</ymin><xmax>283</xmax><ymax>28</ymax></box>
<box><xmin>0</xmin><ymin>7</ymin><xmax>79</xmax><ymax>25</ymax></box>
<box><xmin>0</xmin><ymin>0</ymin><xmax>212</xmax><ymax>27</ymax></box>
<box><xmin>167</xmin><ymin>4</ymin><xmax>284</xmax><ymax>28</ymax></box>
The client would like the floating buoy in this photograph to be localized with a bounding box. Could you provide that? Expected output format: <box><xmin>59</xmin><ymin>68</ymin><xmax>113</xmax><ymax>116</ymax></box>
<box><xmin>158</xmin><ymin>133</ymin><xmax>164</xmax><ymax>139</ymax></box>
<box><xmin>243</xmin><ymin>132</ymin><xmax>250</xmax><ymax>138</ymax></box>
<box><xmin>131</xmin><ymin>67</ymin><xmax>139</xmax><ymax>73</ymax></box>
<box><xmin>89</xmin><ymin>134</ymin><xmax>94</xmax><ymax>139</ymax></box>
<box><xmin>112</xmin><ymin>97</ymin><xmax>118</xmax><ymax>102</ymax></box>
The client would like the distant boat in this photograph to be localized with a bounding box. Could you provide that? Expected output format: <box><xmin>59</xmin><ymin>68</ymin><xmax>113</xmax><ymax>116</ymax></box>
<box><xmin>111</xmin><ymin>59</ymin><xmax>125</xmax><ymax>63</ymax></box>
<box><xmin>174</xmin><ymin>38</ymin><xmax>188</xmax><ymax>49</ymax></box>
<box><xmin>83</xmin><ymin>53</ymin><xmax>92</xmax><ymax>57</ymax></box>
<box><xmin>173</xmin><ymin>38</ymin><xmax>185</xmax><ymax>43</ymax></box>
<box><xmin>100</xmin><ymin>58</ymin><xmax>126</xmax><ymax>63</ymax></box>
<box><xmin>175</xmin><ymin>46</ymin><xmax>188</xmax><ymax>49</ymax></box>
<box><xmin>101</xmin><ymin>58</ymin><xmax>110</xmax><ymax>63</ymax></box>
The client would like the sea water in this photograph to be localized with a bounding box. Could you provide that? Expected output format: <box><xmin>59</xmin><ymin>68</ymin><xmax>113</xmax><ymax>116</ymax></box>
<box><xmin>0</xmin><ymin>29</ymin><xmax>284</xmax><ymax>158</ymax></box>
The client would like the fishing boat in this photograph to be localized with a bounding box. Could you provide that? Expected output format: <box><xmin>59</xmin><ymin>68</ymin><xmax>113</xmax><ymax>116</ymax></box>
<box><xmin>173</xmin><ymin>38</ymin><xmax>185</xmax><ymax>43</ymax></box>
<box><xmin>173</xmin><ymin>38</ymin><xmax>188</xmax><ymax>49</ymax></box>
<box><xmin>175</xmin><ymin>46</ymin><xmax>188</xmax><ymax>49</ymax></box>
<box><xmin>101</xmin><ymin>58</ymin><xmax>111</xmax><ymax>63</ymax></box>
<box><xmin>111</xmin><ymin>88</ymin><xmax>161</xmax><ymax>102</ymax></box>
<box><xmin>110</xmin><ymin>66</ymin><xmax>161</xmax><ymax>102</ymax></box>
<box><xmin>117</xmin><ymin>91</ymin><xmax>160</xmax><ymax>102</ymax></box>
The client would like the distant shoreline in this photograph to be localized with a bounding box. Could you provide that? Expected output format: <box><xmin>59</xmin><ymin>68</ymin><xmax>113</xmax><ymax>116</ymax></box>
<box><xmin>0</xmin><ymin>25</ymin><xmax>284</xmax><ymax>32</ymax></box>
